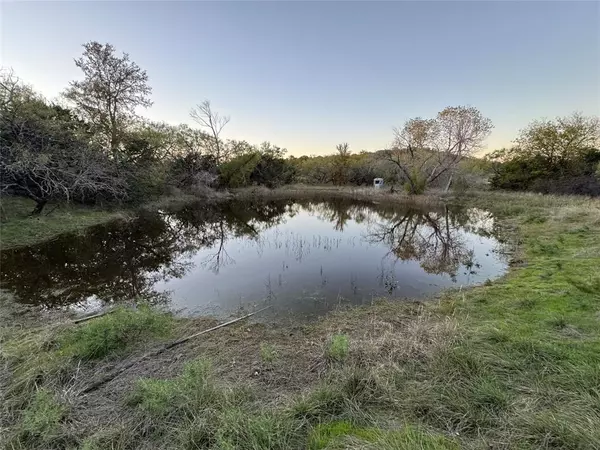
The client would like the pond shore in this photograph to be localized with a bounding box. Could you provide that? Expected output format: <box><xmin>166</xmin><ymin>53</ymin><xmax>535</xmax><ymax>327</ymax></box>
<box><xmin>2</xmin><ymin>189</ymin><xmax>600</xmax><ymax>449</ymax></box>
<box><xmin>0</xmin><ymin>184</ymin><xmax>467</xmax><ymax>251</ymax></box>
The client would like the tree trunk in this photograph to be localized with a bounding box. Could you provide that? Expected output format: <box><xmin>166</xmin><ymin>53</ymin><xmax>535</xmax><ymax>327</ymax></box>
<box><xmin>444</xmin><ymin>174</ymin><xmax>453</xmax><ymax>192</ymax></box>
<box><xmin>31</xmin><ymin>199</ymin><xmax>47</xmax><ymax>215</ymax></box>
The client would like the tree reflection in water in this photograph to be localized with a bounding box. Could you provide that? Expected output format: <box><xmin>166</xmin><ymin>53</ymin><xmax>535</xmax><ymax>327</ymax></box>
<box><xmin>366</xmin><ymin>207</ymin><xmax>477</xmax><ymax>279</ymax></box>
<box><xmin>0</xmin><ymin>198</ymin><xmax>500</xmax><ymax>310</ymax></box>
<box><xmin>0</xmin><ymin>200</ymin><xmax>291</xmax><ymax>308</ymax></box>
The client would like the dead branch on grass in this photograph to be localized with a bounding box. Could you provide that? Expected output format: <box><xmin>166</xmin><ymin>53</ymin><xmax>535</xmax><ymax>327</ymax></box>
<box><xmin>79</xmin><ymin>306</ymin><xmax>272</xmax><ymax>394</ymax></box>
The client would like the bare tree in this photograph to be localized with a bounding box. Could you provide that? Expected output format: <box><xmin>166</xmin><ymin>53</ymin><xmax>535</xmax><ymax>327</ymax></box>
<box><xmin>190</xmin><ymin>100</ymin><xmax>230</xmax><ymax>164</ymax></box>
<box><xmin>64</xmin><ymin>42</ymin><xmax>152</xmax><ymax>157</ymax></box>
<box><xmin>366</xmin><ymin>208</ymin><xmax>473</xmax><ymax>277</ymax></box>
<box><xmin>386</xmin><ymin>118</ymin><xmax>437</xmax><ymax>193</ymax></box>
<box><xmin>384</xmin><ymin>106</ymin><xmax>493</xmax><ymax>194</ymax></box>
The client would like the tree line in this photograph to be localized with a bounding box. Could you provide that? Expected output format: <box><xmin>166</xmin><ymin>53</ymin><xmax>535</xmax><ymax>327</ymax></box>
<box><xmin>0</xmin><ymin>42</ymin><xmax>296</xmax><ymax>215</ymax></box>
<box><xmin>293</xmin><ymin>110</ymin><xmax>600</xmax><ymax>197</ymax></box>
<box><xmin>486</xmin><ymin>113</ymin><xmax>600</xmax><ymax>195</ymax></box>
<box><xmin>2</xmin><ymin>41</ymin><xmax>599</xmax><ymax>216</ymax></box>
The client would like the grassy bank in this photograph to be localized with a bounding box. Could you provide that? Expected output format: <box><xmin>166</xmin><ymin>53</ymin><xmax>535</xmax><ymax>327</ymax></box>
<box><xmin>234</xmin><ymin>183</ymin><xmax>448</xmax><ymax>208</ymax></box>
<box><xmin>0</xmin><ymin>193</ymin><xmax>210</xmax><ymax>251</ymax></box>
<box><xmin>0</xmin><ymin>197</ymin><xmax>129</xmax><ymax>250</ymax></box>
<box><xmin>1</xmin><ymin>189</ymin><xmax>600</xmax><ymax>449</ymax></box>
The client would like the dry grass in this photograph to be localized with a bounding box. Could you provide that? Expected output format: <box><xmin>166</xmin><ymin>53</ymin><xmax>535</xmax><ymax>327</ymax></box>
<box><xmin>233</xmin><ymin>184</ymin><xmax>447</xmax><ymax>208</ymax></box>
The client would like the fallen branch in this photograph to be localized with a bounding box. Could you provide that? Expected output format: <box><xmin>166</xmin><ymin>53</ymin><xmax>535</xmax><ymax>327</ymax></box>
<box><xmin>79</xmin><ymin>305</ymin><xmax>272</xmax><ymax>395</ymax></box>
<box><xmin>44</xmin><ymin>204</ymin><xmax>59</xmax><ymax>216</ymax></box>
<box><xmin>72</xmin><ymin>308</ymin><xmax>116</xmax><ymax>324</ymax></box>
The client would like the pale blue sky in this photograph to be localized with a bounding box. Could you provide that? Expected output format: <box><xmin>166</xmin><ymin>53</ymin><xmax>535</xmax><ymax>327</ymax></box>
<box><xmin>1</xmin><ymin>1</ymin><xmax>598</xmax><ymax>155</ymax></box>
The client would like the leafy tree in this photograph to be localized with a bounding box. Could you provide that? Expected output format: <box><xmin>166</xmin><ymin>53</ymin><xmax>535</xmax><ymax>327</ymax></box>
<box><xmin>219</xmin><ymin>142</ymin><xmax>295</xmax><ymax>188</ymax></box>
<box><xmin>64</xmin><ymin>41</ymin><xmax>152</xmax><ymax>157</ymax></box>
<box><xmin>251</xmin><ymin>143</ymin><xmax>295</xmax><ymax>187</ymax></box>
<box><xmin>175</xmin><ymin>124</ymin><xmax>213</xmax><ymax>157</ymax></box>
<box><xmin>1</xmin><ymin>72</ymin><xmax>126</xmax><ymax>214</ymax></box>
<box><xmin>513</xmin><ymin>113</ymin><xmax>599</xmax><ymax>172</ymax></box>
<box><xmin>226</xmin><ymin>139</ymin><xmax>256</xmax><ymax>159</ymax></box>
<box><xmin>332</xmin><ymin>142</ymin><xmax>351</xmax><ymax>185</ymax></box>
<box><xmin>489</xmin><ymin>113</ymin><xmax>600</xmax><ymax>194</ymax></box>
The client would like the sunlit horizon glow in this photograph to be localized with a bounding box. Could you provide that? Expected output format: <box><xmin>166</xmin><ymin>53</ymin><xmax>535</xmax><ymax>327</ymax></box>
<box><xmin>2</xmin><ymin>1</ymin><xmax>598</xmax><ymax>157</ymax></box>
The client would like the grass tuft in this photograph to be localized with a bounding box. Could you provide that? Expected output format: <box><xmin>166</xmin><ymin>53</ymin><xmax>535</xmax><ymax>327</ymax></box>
<box><xmin>325</xmin><ymin>334</ymin><xmax>349</xmax><ymax>362</ymax></box>
<box><xmin>58</xmin><ymin>305</ymin><xmax>173</xmax><ymax>360</ymax></box>
<box><xmin>129</xmin><ymin>358</ymin><xmax>238</xmax><ymax>420</ymax></box>
<box><xmin>260</xmin><ymin>343</ymin><xmax>279</xmax><ymax>363</ymax></box>
<box><xmin>215</xmin><ymin>408</ymin><xmax>302</xmax><ymax>450</ymax></box>
<box><xmin>17</xmin><ymin>388</ymin><xmax>67</xmax><ymax>446</ymax></box>
<box><xmin>308</xmin><ymin>421</ymin><xmax>458</xmax><ymax>450</ymax></box>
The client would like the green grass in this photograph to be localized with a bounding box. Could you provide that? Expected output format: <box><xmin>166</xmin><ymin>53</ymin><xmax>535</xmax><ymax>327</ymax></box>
<box><xmin>19</xmin><ymin>388</ymin><xmax>67</xmax><ymax>446</ymax></box>
<box><xmin>129</xmin><ymin>358</ymin><xmax>300</xmax><ymax>449</ymax></box>
<box><xmin>0</xmin><ymin>196</ymin><xmax>127</xmax><ymax>250</ymax></box>
<box><xmin>309</xmin><ymin>421</ymin><xmax>458</xmax><ymax>450</ymax></box>
<box><xmin>59</xmin><ymin>305</ymin><xmax>173</xmax><ymax>360</ymax></box>
<box><xmin>1</xmin><ymin>305</ymin><xmax>174</xmax><ymax>448</ymax></box>
<box><xmin>129</xmin><ymin>358</ymin><xmax>241</xmax><ymax>420</ymax></box>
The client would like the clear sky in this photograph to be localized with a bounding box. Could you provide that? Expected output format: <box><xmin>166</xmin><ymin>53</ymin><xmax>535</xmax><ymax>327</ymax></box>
<box><xmin>1</xmin><ymin>1</ymin><xmax>599</xmax><ymax>156</ymax></box>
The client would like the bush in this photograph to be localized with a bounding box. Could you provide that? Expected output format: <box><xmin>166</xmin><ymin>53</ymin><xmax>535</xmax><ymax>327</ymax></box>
<box><xmin>220</xmin><ymin>150</ymin><xmax>296</xmax><ymax>188</ymax></box>
<box><xmin>169</xmin><ymin>152</ymin><xmax>218</xmax><ymax>189</ymax></box>
<box><xmin>529</xmin><ymin>175</ymin><xmax>600</xmax><ymax>196</ymax></box>
<box><xmin>404</xmin><ymin>170</ymin><xmax>427</xmax><ymax>195</ymax></box>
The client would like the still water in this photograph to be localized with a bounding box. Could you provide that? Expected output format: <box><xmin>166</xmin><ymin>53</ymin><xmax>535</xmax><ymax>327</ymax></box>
<box><xmin>0</xmin><ymin>199</ymin><xmax>507</xmax><ymax>318</ymax></box>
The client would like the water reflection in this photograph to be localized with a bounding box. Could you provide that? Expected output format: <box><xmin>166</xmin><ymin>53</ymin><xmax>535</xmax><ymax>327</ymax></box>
<box><xmin>0</xmin><ymin>199</ymin><xmax>506</xmax><ymax>316</ymax></box>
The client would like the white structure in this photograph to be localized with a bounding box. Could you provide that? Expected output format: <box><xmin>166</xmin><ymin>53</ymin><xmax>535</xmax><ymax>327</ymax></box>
<box><xmin>373</xmin><ymin>178</ymin><xmax>384</xmax><ymax>188</ymax></box>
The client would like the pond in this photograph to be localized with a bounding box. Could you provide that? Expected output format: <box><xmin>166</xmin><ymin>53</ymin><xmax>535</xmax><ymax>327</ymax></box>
<box><xmin>0</xmin><ymin>198</ymin><xmax>507</xmax><ymax>319</ymax></box>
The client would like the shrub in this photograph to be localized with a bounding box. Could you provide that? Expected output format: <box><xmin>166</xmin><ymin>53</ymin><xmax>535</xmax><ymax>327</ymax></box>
<box><xmin>404</xmin><ymin>170</ymin><xmax>427</xmax><ymax>195</ymax></box>
<box><xmin>219</xmin><ymin>149</ymin><xmax>296</xmax><ymax>188</ymax></box>
<box><xmin>450</xmin><ymin>174</ymin><xmax>470</xmax><ymax>194</ymax></box>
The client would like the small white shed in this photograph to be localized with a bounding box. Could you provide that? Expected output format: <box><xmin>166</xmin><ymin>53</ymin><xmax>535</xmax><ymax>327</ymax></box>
<box><xmin>373</xmin><ymin>178</ymin><xmax>384</xmax><ymax>188</ymax></box>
